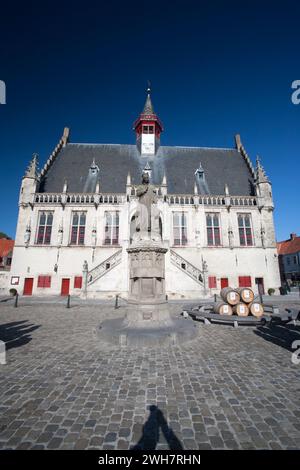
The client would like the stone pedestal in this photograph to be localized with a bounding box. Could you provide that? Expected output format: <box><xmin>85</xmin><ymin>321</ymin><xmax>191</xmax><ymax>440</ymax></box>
<box><xmin>97</xmin><ymin>303</ymin><xmax>198</xmax><ymax>348</ymax></box>
<box><xmin>127</xmin><ymin>243</ymin><xmax>168</xmax><ymax>304</ymax></box>
<box><xmin>96</xmin><ymin>241</ymin><xmax>199</xmax><ymax>348</ymax></box>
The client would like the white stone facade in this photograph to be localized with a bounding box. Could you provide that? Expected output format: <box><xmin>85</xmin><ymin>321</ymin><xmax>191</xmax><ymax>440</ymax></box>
<box><xmin>9</xmin><ymin>170</ymin><xmax>281</xmax><ymax>298</ymax></box>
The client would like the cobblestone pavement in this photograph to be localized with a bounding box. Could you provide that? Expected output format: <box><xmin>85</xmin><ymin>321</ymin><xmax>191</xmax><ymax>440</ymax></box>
<box><xmin>0</xmin><ymin>300</ymin><xmax>300</xmax><ymax>450</ymax></box>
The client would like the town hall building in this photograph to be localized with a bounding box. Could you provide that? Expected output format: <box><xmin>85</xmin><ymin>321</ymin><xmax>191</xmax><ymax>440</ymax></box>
<box><xmin>9</xmin><ymin>89</ymin><xmax>281</xmax><ymax>298</ymax></box>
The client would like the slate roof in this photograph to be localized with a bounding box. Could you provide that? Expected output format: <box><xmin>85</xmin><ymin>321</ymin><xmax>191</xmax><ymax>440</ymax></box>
<box><xmin>38</xmin><ymin>143</ymin><xmax>255</xmax><ymax>196</ymax></box>
<box><xmin>142</xmin><ymin>93</ymin><xmax>155</xmax><ymax>114</ymax></box>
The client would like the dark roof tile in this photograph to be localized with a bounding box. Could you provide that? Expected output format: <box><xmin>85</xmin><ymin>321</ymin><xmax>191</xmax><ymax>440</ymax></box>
<box><xmin>38</xmin><ymin>143</ymin><xmax>255</xmax><ymax>196</ymax></box>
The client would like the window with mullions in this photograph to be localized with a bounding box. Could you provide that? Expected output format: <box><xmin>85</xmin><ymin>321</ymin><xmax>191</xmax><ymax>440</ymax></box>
<box><xmin>36</xmin><ymin>212</ymin><xmax>53</xmax><ymax>245</ymax></box>
<box><xmin>104</xmin><ymin>211</ymin><xmax>119</xmax><ymax>245</ymax></box>
<box><xmin>173</xmin><ymin>212</ymin><xmax>187</xmax><ymax>246</ymax></box>
<box><xmin>238</xmin><ymin>214</ymin><xmax>253</xmax><ymax>246</ymax></box>
<box><xmin>70</xmin><ymin>212</ymin><xmax>86</xmax><ymax>245</ymax></box>
<box><xmin>142</xmin><ymin>125</ymin><xmax>154</xmax><ymax>134</ymax></box>
<box><xmin>206</xmin><ymin>213</ymin><xmax>221</xmax><ymax>246</ymax></box>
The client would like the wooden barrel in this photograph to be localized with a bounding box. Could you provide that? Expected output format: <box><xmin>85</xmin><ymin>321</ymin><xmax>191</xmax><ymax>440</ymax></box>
<box><xmin>213</xmin><ymin>302</ymin><xmax>233</xmax><ymax>315</ymax></box>
<box><xmin>233</xmin><ymin>303</ymin><xmax>249</xmax><ymax>316</ymax></box>
<box><xmin>220</xmin><ymin>287</ymin><xmax>240</xmax><ymax>305</ymax></box>
<box><xmin>249</xmin><ymin>302</ymin><xmax>264</xmax><ymax>317</ymax></box>
<box><xmin>236</xmin><ymin>287</ymin><xmax>254</xmax><ymax>304</ymax></box>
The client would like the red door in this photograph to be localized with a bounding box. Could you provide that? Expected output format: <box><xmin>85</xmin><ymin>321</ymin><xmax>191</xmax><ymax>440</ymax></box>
<box><xmin>23</xmin><ymin>278</ymin><xmax>34</xmax><ymax>296</ymax></box>
<box><xmin>221</xmin><ymin>278</ymin><xmax>229</xmax><ymax>289</ymax></box>
<box><xmin>61</xmin><ymin>278</ymin><xmax>70</xmax><ymax>296</ymax></box>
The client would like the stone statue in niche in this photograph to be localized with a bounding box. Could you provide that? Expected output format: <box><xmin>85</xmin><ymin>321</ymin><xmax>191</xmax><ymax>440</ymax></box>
<box><xmin>133</xmin><ymin>172</ymin><xmax>161</xmax><ymax>243</ymax></box>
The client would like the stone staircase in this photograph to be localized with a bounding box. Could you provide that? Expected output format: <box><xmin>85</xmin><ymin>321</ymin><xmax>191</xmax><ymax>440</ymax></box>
<box><xmin>87</xmin><ymin>249</ymin><xmax>122</xmax><ymax>286</ymax></box>
<box><xmin>170</xmin><ymin>249</ymin><xmax>204</xmax><ymax>286</ymax></box>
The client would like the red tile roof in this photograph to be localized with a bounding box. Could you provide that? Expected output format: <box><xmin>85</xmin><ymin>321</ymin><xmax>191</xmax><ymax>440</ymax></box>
<box><xmin>0</xmin><ymin>238</ymin><xmax>14</xmax><ymax>258</ymax></box>
<box><xmin>277</xmin><ymin>235</ymin><xmax>300</xmax><ymax>255</ymax></box>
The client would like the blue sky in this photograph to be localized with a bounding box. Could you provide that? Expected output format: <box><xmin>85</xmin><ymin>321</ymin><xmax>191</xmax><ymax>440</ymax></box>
<box><xmin>0</xmin><ymin>0</ymin><xmax>299</xmax><ymax>240</ymax></box>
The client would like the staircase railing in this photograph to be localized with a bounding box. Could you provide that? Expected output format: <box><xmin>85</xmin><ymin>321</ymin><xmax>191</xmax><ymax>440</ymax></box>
<box><xmin>87</xmin><ymin>249</ymin><xmax>122</xmax><ymax>286</ymax></box>
<box><xmin>170</xmin><ymin>249</ymin><xmax>204</xmax><ymax>286</ymax></box>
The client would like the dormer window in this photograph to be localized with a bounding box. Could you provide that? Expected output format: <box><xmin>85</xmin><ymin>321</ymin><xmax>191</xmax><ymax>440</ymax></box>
<box><xmin>89</xmin><ymin>159</ymin><xmax>99</xmax><ymax>176</ymax></box>
<box><xmin>195</xmin><ymin>163</ymin><xmax>205</xmax><ymax>181</ymax></box>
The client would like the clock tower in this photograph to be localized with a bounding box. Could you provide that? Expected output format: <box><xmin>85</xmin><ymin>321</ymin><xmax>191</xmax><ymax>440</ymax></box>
<box><xmin>133</xmin><ymin>86</ymin><xmax>163</xmax><ymax>156</ymax></box>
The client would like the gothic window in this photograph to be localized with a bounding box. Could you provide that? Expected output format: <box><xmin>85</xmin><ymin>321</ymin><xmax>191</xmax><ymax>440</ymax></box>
<box><xmin>36</xmin><ymin>212</ymin><xmax>53</xmax><ymax>245</ymax></box>
<box><xmin>206</xmin><ymin>213</ymin><xmax>221</xmax><ymax>246</ymax></box>
<box><xmin>173</xmin><ymin>212</ymin><xmax>187</xmax><ymax>246</ymax></box>
<box><xmin>104</xmin><ymin>211</ymin><xmax>119</xmax><ymax>245</ymax></box>
<box><xmin>238</xmin><ymin>214</ymin><xmax>253</xmax><ymax>246</ymax></box>
<box><xmin>70</xmin><ymin>212</ymin><xmax>86</xmax><ymax>245</ymax></box>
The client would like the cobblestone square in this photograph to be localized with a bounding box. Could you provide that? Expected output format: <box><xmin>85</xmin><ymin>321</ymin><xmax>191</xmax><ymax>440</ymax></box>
<box><xmin>0</xmin><ymin>300</ymin><xmax>300</xmax><ymax>450</ymax></box>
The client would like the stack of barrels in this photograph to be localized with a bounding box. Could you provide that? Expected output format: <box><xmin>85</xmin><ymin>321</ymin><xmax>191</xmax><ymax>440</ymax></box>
<box><xmin>214</xmin><ymin>287</ymin><xmax>264</xmax><ymax>317</ymax></box>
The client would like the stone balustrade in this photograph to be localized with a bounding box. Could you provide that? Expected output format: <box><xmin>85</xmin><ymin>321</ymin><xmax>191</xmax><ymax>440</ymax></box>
<box><xmin>33</xmin><ymin>191</ymin><xmax>257</xmax><ymax>207</ymax></box>
<box><xmin>34</xmin><ymin>193</ymin><xmax>126</xmax><ymax>205</ymax></box>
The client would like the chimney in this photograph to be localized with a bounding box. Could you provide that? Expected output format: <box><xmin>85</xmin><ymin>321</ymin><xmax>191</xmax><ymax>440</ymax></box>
<box><xmin>290</xmin><ymin>233</ymin><xmax>297</xmax><ymax>240</ymax></box>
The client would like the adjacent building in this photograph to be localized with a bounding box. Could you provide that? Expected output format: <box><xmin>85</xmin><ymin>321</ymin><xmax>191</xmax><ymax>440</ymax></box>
<box><xmin>0</xmin><ymin>238</ymin><xmax>14</xmax><ymax>295</ymax></box>
<box><xmin>277</xmin><ymin>233</ymin><xmax>300</xmax><ymax>284</ymax></box>
<box><xmin>0</xmin><ymin>238</ymin><xmax>14</xmax><ymax>269</ymax></box>
<box><xmin>9</xmin><ymin>89</ymin><xmax>281</xmax><ymax>298</ymax></box>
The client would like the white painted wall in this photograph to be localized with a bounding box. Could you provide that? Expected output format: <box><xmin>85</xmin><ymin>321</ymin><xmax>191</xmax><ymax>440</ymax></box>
<box><xmin>141</xmin><ymin>133</ymin><xmax>155</xmax><ymax>155</ymax></box>
<box><xmin>10</xmin><ymin>176</ymin><xmax>281</xmax><ymax>299</ymax></box>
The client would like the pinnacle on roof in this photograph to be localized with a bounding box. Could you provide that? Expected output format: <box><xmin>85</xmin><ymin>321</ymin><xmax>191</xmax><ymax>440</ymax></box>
<box><xmin>24</xmin><ymin>153</ymin><xmax>39</xmax><ymax>179</ymax></box>
<box><xmin>142</xmin><ymin>85</ymin><xmax>155</xmax><ymax>114</ymax></box>
<box><xmin>255</xmin><ymin>155</ymin><xmax>269</xmax><ymax>184</ymax></box>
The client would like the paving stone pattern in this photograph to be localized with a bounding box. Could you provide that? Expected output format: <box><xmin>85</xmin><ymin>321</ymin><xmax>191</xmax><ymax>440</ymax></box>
<box><xmin>0</xmin><ymin>301</ymin><xmax>300</xmax><ymax>450</ymax></box>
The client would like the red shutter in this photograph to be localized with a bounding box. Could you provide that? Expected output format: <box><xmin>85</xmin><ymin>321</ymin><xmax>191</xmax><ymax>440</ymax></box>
<box><xmin>221</xmin><ymin>278</ymin><xmax>229</xmax><ymax>289</ymax></box>
<box><xmin>74</xmin><ymin>276</ymin><xmax>82</xmax><ymax>289</ymax></box>
<box><xmin>238</xmin><ymin>276</ymin><xmax>252</xmax><ymax>287</ymax></box>
<box><xmin>208</xmin><ymin>276</ymin><xmax>217</xmax><ymax>289</ymax></box>
<box><xmin>37</xmin><ymin>275</ymin><xmax>51</xmax><ymax>288</ymax></box>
